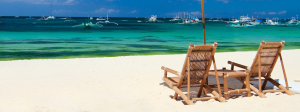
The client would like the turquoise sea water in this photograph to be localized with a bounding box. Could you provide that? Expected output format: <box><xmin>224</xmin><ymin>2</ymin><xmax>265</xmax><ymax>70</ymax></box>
<box><xmin>0</xmin><ymin>16</ymin><xmax>300</xmax><ymax>60</ymax></box>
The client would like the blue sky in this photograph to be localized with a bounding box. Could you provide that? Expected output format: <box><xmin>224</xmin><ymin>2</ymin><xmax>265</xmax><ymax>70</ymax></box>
<box><xmin>0</xmin><ymin>0</ymin><xmax>299</xmax><ymax>19</ymax></box>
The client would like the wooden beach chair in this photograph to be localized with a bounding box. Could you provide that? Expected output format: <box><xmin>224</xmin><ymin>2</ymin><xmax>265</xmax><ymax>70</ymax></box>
<box><xmin>161</xmin><ymin>43</ymin><xmax>225</xmax><ymax>105</ymax></box>
<box><xmin>227</xmin><ymin>41</ymin><xmax>294</xmax><ymax>97</ymax></box>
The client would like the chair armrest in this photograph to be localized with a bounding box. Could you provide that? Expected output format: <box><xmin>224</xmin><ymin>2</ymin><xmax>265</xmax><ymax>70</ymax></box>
<box><xmin>228</xmin><ymin>61</ymin><xmax>249</xmax><ymax>70</ymax></box>
<box><xmin>161</xmin><ymin>66</ymin><xmax>181</xmax><ymax>78</ymax></box>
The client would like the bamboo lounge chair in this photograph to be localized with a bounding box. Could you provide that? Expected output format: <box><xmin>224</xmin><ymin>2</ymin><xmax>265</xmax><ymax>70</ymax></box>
<box><xmin>227</xmin><ymin>41</ymin><xmax>294</xmax><ymax>97</ymax></box>
<box><xmin>161</xmin><ymin>43</ymin><xmax>225</xmax><ymax>105</ymax></box>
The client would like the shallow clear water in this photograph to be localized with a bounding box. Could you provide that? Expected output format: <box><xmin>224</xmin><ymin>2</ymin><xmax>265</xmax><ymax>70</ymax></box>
<box><xmin>0</xmin><ymin>17</ymin><xmax>300</xmax><ymax>60</ymax></box>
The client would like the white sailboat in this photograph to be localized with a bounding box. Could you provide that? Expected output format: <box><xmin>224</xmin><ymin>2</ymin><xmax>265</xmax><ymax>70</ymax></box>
<box><xmin>96</xmin><ymin>17</ymin><xmax>106</xmax><ymax>21</ymax></box>
<box><xmin>96</xmin><ymin>14</ymin><xmax>118</xmax><ymax>25</ymax></box>
<box><xmin>47</xmin><ymin>0</ymin><xmax>55</xmax><ymax>19</ymax></box>
<box><xmin>72</xmin><ymin>15</ymin><xmax>102</xmax><ymax>28</ymax></box>
<box><xmin>169</xmin><ymin>14</ymin><xmax>183</xmax><ymax>22</ymax></box>
<box><xmin>286</xmin><ymin>17</ymin><xmax>298</xmax><ymax>26</ymax></box>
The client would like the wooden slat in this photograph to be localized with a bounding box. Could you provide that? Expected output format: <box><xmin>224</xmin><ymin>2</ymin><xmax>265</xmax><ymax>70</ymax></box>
<box><xmin>192</xmin><ymin>96</ymin><xmax>218</xmax><ymax>101</ymax></box>
<box><xmin>262</xmin><ymin>42</ymin><xmax>281</xmax><ymax>47</ymax></box>
<box><xmin>261</xmin><ymin>64</ymin><xmax>272</xmax><ymax>66</ymax></box>
<box><xmin>190</xmin><ymin>60</ymin><xmax>209</xmax><ymax>62</ymax></box>
<box><xmin>193</xmin><ymin>45</ymin><xmax>214</xmax><ymax>49</ymax></box>
<box><xmin>251</xmin><ymin>72</ymin><xmax>268</xmax><ymax>77</ymax></box>
<box><xmin>186</xmin><ymin>69</ymin><xmax>206</xmax><ymax>72</ymax></box>
<box><xmin>261</xmin><ymin>49</ymin><xmax>279</xmax><ymax>52</ymax></box>
<box><xmin>262</xmin><ymin>47</ymin><xmax>280</xmax><ymax>49</ymax></box>
<box><xmin>191</xmin><ymin>50</ymin><xmax>213</xmax><ymax>53</ymax></box>
<box><xmin>262</xmin><ymin>90</ymin><xmax>285</xmax><ymax>93</ymax></box>
<box><xmin>260</xmin><ymin>56</ymin><xmax>276</xmax><ymax>58</ymax></box>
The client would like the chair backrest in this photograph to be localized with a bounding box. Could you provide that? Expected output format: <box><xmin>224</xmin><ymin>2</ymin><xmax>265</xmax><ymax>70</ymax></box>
<box><xmin>178</xmin><ymin>43</ymin><xmax>218</xmax><ymax>85</ymax></box>
<box><xmin>249</xmin><ymin>41</ymin><xmax>285</xmax><ymax>78</ymax></box>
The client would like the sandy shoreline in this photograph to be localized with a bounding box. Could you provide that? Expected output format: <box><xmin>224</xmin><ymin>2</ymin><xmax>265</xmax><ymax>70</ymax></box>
<box><xmin>0</xmin><ymin>49</ymin><xmax>299</xmax><ymax>111</ymax></box>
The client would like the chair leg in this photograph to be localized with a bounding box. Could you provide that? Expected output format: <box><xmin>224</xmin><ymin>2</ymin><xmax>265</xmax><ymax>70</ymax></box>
<box><xmin>223</xmin><ymin>76</ymin><xmax>229</xmax><ymax>100</ymax></box>
<box><xmin>262</xmin><ymin>77</ymin><xmax>269</xmax><ymax>90</ymax></box>
<box><xmin>235</xmin><ymin>77</ymin><xmax>266</xmax><ymax>98</ymax></box>
<box><xmin>203</xmin><ymin>88</ymin><xmax>208</xmax><ymax>96</ymax></box>
<box><xmin>173</xmin><ymin>93</ymin><xmax>178</xmax><ymax>100</ymax></box>
<box><xmin>245</xmin><ymin>75</ymin><xmax>251</xmax><ymax>97</ymax></box>
<box><xmin>197</xmin><ymin>76</ymin><xmax>207</xmax><ymax>97</ymax></box>
<box><xmin>267</xmin><ymin>78</ymin><xmax>294</xmax><ymax>95</ymax></box>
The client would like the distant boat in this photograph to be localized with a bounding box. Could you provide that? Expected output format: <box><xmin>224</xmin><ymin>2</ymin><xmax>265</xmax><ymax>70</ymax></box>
<box><xmin>147</xmin><ymin>15</ymin><xmax>157</xmax><ymax>22</ymax></box>
<box><xmin>47</xmin><ymin>0</ymin><xmax>55</xmax><ymax>19</ymax></box>
<box><xmin>227</xmin><ymin>21</ymin><xmax>255</xmax><ymax>28</ymax></box>
<box><xmin>97</xmin><ymin>14</ymin><xmax>118</xmax><ymax>25</ymax></box>
<box><xmin>37</xmin><ymin>16</ymin><xmax>48</xmax><ymax>21</ymax></box>
<box><xmin>137</xmin><ymin>20</ymin><xmax>142</xmax><ymax>22</ymax></box>
<box><xmin>169</xmin><ymin>14</ymin><xmax>183</xmax><ymax>22</ymax></box>
<box><xmin>72</xmin><ymin>15</ymin><xmax>102</xmax><ymax>28</ymax></box>
<box><xmin>90</xmin><ymin>17</ymin><xmax>93</xmax><ymax>20</ymax></box>
<box><xmin>286</xmin><ymin>17</ymin><xmax>298</xmax><ymax>26</ymax></box>
<box><xmin>145</xmin><ymin>15</ymin><xmax>163</xmax><ymax>22</ymax></box>
<box><xmin>64</xmin><ymin>17</ymin><xmax>76</xmax><ymax>22</ymax></box>
<box><xmin>264</xmin><ymin>18</ymin><xmax>280</xmax><ymax>25</ymax></box>
<box><xmin>96</xmin><ymin>17</ymin><xmax>106</xmax><ymax>21</ymax></box>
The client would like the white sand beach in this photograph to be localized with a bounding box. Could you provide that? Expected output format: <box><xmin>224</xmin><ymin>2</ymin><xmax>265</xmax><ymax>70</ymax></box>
<box><xmin>0</xmin><ymin>49</ymin><xmax>299</xmax><ymax>112</ymax></box>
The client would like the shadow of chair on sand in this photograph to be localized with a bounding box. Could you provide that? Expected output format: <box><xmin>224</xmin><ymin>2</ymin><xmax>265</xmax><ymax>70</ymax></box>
<box><xmin>159</xmin><ymin>76</ymin><xmax>288</xmax><ymax>105</ymax></box>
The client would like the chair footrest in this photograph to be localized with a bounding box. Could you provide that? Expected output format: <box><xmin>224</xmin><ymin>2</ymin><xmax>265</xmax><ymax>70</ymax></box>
<box><xmin>262</xmin><ymin>90</ymin><xmax>285</xmax><ymax>93</ymax></box>
<box><xmin>225</xmin><ymin>89</ymin><xmax>250</xmax><ymax>94</ymax></box>
<box><xmin>192</xmin><ymin>96</ymin><xmax>218</xmax><ymax>101</ymax></box>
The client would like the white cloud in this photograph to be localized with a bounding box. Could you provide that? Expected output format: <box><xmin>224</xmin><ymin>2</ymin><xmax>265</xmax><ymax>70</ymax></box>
<box><xmin>216</xmin><ymin>0</ymin><xmax>230</xmax><ymax>3</ymax></box>
<box><xmin>130</xmin><ymin>10</ymin><xmax>137</xmax><ymax>14</ymax></box>
<box><xmin>269</xmin><ymin>12</ymin><xmax>276</xmax><ymax>15</ymax></box>
<box><xmin>2</xmin><ymin>0</ymin><xmax>78</xmax><ymax>5</ymax></box>
<box><xmin>166</xmin><ymin>11</ymin><xmax>202</xmax><ymax>16</ymax></box>
<box><xmin>52</xmin><ymin>9</ymin><xmax>72</xmax><ymax>14</ymax></box>
<box><xmin>254</xmin><ymin>12</ymin><xmax>266</xmax><ymax>15</ymax></box>
<box><xmin>94</xmin><ymin>8</ymin><xmax>120</xmax><ymax>14</ymax></box>
<box><xmin>254</xmin><ymin>11</ymin><xmax>286</xmax><ymax>15</ymax></box>
<box><xmin>278</xmin><ymin>11</ymin><xmax>286</xmax><ymax>14</ymax></box>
